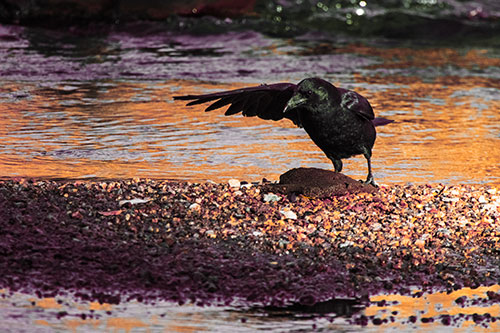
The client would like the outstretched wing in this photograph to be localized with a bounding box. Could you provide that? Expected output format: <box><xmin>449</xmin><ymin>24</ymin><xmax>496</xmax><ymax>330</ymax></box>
<box><xmin>337</xmin><ymin>88</ymin><xmax>375</xmax><ymax>121</ymax></box>
<box><xmin>174</xmin><ymin>83</ymin><xmax>298</xmax><ymax>123</ymax></box>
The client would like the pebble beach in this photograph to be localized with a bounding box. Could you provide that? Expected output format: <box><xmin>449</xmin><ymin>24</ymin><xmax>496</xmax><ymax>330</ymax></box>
<box><xmin>1</xmin><ymin>173</ymin><xmax>499</xmax><ymax>328</ymax></box>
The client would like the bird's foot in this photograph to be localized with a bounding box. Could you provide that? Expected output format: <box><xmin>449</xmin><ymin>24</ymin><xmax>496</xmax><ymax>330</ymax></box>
<box><xmin>364</xmin><ymin>179</ymin><xmax>378</xmax><ymax>187</ymax></box>
<box><xmin>361</xmin><ymin>175</ymin><xmax>378</xmax><ymax>187</ymax></box>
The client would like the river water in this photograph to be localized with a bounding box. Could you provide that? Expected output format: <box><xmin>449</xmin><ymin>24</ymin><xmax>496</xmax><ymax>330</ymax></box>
<box><xmin>0</xmin><ymin>7</ymin><xmax>500</xmax><ymax>331</ymax></box>
<box><xmin>1</xmin><ymin>22</ymin><xmax>499</xmax><ymax>185</ymax></box>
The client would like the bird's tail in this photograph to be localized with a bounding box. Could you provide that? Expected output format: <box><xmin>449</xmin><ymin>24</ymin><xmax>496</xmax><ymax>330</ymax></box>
<box><xmin>372</xmin><ymin>117</ymin><xmax>394</xmax><ymax>127</ymax></box>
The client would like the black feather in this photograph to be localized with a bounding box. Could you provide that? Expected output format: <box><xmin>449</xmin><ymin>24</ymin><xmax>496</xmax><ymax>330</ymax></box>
<box><xmin>224</xmin><ymin>99</ymin><xmax>245</xmax><ymax>116</ymax></box>
<box><xmin>205</xmin><ymin>96</ymin><xmax>234</xmax><ymax>112</ymax></box>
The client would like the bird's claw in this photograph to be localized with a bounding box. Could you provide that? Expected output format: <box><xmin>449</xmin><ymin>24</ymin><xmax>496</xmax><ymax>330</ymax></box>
<box><xmin>361</xmin><ymin>175</ymin><xmax>378</xmax><ymax>187</ymax></box>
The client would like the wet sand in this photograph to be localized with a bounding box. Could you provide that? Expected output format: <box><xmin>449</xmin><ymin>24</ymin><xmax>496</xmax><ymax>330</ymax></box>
<box><xmin>0</xmin><ymin>176</ymin><xmax>499</xmax><ymax>328</ymax></box>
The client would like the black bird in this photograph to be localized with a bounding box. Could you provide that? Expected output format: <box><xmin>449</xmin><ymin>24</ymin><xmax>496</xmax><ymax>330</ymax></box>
<box><xmin>174</xmin><ymin>77</ymin><xmax>392</xmax><ymax>185</ymax></box>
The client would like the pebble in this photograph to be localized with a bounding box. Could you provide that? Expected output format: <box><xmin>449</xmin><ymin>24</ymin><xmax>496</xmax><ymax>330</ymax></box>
<box><xmin>228</xmin><ymin>179</ymin><xmax>241</xmax><ymax>188</ymax></box>
<box><xmin>280</xmin><ymin>209</ymin><xmax>297</xmax><ymax>220</ymax></box>
<box><xmin>263</xmin><ymin>193</ymin><xmax>281</xmax><ymax>202</ymax></box>
<box><xmin>119</xmin><ymin>198</ymin><xmax>151</xmax><ymax>206</ymax></box>
<box><xmin>415</xmin><ymin>239</ymin><xmax>426</xmax><ymax>248</ymax></box>
<box><xmin>1</xmin><ymin>178</ymin><xmax>499</xmax><ymax>329</ymax></box>
<box><xmin>205</xmin><ymin>230</ymin><xmax>216</xmax><ymax>238</ymax></box>
<box><xmin>189</xmin><ymin>203</ymin><xmax>201</xmax><ymax>210</ymax></box>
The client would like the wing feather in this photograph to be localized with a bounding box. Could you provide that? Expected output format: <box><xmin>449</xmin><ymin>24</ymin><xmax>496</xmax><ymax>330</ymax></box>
<box><xmin>225</xmin><ymin>99</ymin><xmax>245</xmax><ymax>116</ymax></box>
<box><xmin>174</xmin><ymin>83</ymin><xmax>298</xmax><ymax>124</ymax></box>
<box><xmin>205</xmin><ymin>96</ymin><xmax>234</xmax><ymax>111</ymax></box>
<box><xmin>242</xmin><ymin>93</ymin><xmax>265</xmax><ymax>117</ymax></box>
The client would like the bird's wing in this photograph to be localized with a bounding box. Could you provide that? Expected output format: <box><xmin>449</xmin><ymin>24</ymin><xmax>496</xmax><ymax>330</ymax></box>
<box><xmin>337</xmin><ymin>88</ymin><xmax>375</xmax><ymax>121</ymax></box>
<box><xmin>174</xmin><ymin>83</ymin><xmax>299</xmax><ymax>123</ymax></box>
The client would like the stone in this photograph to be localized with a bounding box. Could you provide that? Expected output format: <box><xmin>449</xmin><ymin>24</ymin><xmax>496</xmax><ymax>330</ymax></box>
<box><xmin>280</xmin><ymin>209</ymin><xmax>297</xmax><ymax>220</ymax></box>
<box><xmin>228</xmin><ymin>178</ymin><xmax>241</xmax><ymax>188</ymax></box>
<box><xmin>261</xmin><ymin>167</ymin><xmax>377</xmax><ymax>198</ymax></box>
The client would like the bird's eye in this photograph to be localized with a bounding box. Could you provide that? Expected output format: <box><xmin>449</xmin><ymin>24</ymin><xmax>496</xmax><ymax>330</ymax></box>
<box><xmin>305</xmin><ymin>90</ymin><xmax>313</xmax><ymax>97</ymax></box>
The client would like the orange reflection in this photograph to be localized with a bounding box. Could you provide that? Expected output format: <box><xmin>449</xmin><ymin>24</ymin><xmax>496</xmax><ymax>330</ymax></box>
<box><xmin>0</xmin><ymin>47</ymin><xmax>499</xmax><ymax>184</ymax></box>
<box><xmin>367</xmin><ymin>285</ymin><xmax>500</xmax><ymax>329</ymax></box>
<box><xmin>338</xmin><ymin>44</ymin><xmax>500</xmax><ymax>69</ymax></box>
<box><xmin>106</xmin><ymin>317</ymin><xmax>149</xmax><ymax>331</ymax></box>
<box><xmin>89</xmin><ymin>301</ymin><xmax>112</xmax><ymax>312</ymax></box>
<box><xmin>32</xmin><ymin>297</ymin><xmax>62</xmax><ymax>310</ymax></box>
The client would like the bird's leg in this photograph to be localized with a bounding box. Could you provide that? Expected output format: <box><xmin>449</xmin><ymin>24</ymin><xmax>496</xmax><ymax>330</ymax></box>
<box><xmin>330</xmin><ymin>158</ymin><xmax>343</xmax><ymax>173</ymax></box>
<box><xmin>363</xmin><ymin>153</ymin><xmax>377</xmax><ymax>187</ymax></box>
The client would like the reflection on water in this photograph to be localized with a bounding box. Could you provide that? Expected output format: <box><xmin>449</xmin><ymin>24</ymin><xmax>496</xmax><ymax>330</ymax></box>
<box><xmin>1</xmin><ymin>25</ymin><xmax>500</xmax><ymax>184</ymax></box>
<box><xmin>2</xmin><ymin>286</ymin><xmax>499</xmax><ymax>332</ymax></box>
<box><xmin>1</xmin><ymin>24</ymin><xmax>499</xmax><ymax>184</ymax></box>
<box><xmin>1</xmin><ymin>74</ymin><xmax>499</xmax><ymax>184</ymax></box>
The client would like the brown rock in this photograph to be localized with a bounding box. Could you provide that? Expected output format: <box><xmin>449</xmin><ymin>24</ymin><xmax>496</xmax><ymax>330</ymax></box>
<box><xmin>261</xmin><ymin>167</ymin><xmax>377</xmax><ymax>198</ymax></box>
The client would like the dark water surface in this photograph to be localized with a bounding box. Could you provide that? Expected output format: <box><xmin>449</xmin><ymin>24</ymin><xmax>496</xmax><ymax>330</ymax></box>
<box><xmin>1</xmin><ymin>23</ymin><xmax>499</xmax><ymax>185</ymax></box>
<box><xmin>2</xmin><ymin>286</ymin><xmax>500</xmax><ymax>331</ymax></box>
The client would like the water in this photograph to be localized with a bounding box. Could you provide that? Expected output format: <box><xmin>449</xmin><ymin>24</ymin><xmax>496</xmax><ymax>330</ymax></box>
<box><xmin>1</xmin><ymin>23</ymin><xmax>499</xmax><ymax>184</ymax></box>
<box><xmin>2</xmin><ymin>286</ymin><xmax>500</xmax><ymax>332</ymax></box>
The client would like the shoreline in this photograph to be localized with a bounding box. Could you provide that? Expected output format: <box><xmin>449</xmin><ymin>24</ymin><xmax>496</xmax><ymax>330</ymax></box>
<box><xmin>1</xmin><ymin>177</ymin><xmax>499</xmax><ymax>326</ymax></box>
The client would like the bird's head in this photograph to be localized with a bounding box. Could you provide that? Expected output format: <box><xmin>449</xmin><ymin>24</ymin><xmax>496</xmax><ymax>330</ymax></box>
<box><xmin>284</xmin><ymin>78</ymin><xmax>341</xmax><ymax>113</ymax></box>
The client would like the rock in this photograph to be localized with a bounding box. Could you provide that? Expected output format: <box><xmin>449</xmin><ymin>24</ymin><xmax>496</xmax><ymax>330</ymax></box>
<box><xmin>205</xmin><ymin>230</ymin><xmax>216</xmax><ymax>238</ymax></box>
<box><xmin>263</xmin><ymin>193</ymin><xmax>281</xmax><ymax>202</ymax></box>
<box><xmin>280</xmin><ymin>209</ymin><xmax>297</xmax><ymax>220</ymax></box>
<box><xmin>340</xmin><ymin>240</ymin><xmax>354</xmax><ymax>248</ymax></box>
<box><xmin>189</xmin><ymin>203</ymin><xmax>201</xmax><ymax>210</ymax></box>
<box><xmin>261</xmin><ymin>167</ymin><xmax>377</xmax><ymax>198</ymax></box>
<box><xmin>415</xmin><ymin>239</ymin><xmax>426</xmax><ymax>248</ymax></box>
<box><xmin>119</xmin><ymin>198</ymin><xmax>151</xmax><ymax>206</ymax></box>
<box><xmin>228</xmin><ymin>179</ymin><xmax>241</xmax><ymax>188</ymax></box>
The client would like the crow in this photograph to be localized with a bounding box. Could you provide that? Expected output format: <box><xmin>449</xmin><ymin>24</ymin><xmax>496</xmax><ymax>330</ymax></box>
<box><xmin>174</xmin><ymin>77</ymin><xmax>392</xmax><ymax>186</ymax></box>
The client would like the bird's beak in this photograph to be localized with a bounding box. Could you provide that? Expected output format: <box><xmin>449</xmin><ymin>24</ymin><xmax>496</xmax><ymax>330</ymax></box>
<box><xmin>284</xmin><ymin>93</ymin><xmax>307</xmax><ymax>113</ymax></box>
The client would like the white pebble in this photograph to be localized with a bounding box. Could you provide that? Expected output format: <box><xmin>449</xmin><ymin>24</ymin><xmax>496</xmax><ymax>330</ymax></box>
<box><xmin>340</xmin><ymin>240</ymin><xmax>354</xmax><ymax>248</ymax></box>
<box><xmin>280</xmin><ymin>209</ymin><xmax>297</xmax><ymax>220</ymax></box>
<box><xmin>487</xmin><ymin>188</ymin><xmax>497</xmax><ymax>195</ymax></box>
<box><xmin>263</xmin><ymin>193</ymin><xmax>281</xmax><ymax>202</ymax></box>
<box><xmin>119</xmin><ymin>198</ymin><xmax>151</xmax><ymax>206</ymax></box>
<box><xmin>189</xmin><ymin>203</ymin><xmax>201</xmax><ymax>210</ymax></box>
<box><xmin>228</xmin><ymin>179</ymin><xmax>240</xmax><ymax>188</ymax></box>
